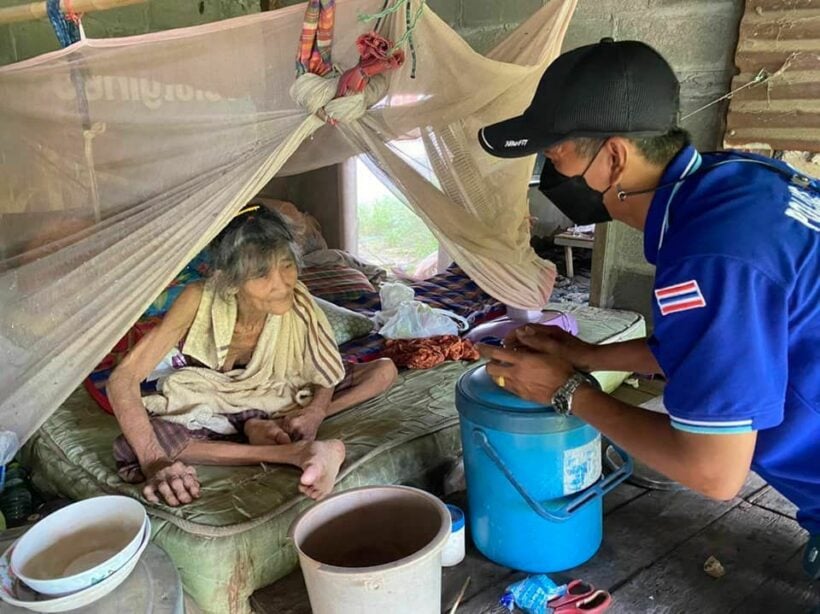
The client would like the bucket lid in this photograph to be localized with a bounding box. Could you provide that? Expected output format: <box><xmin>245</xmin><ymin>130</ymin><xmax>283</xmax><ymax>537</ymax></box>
<box><xmin>459</xmin><ymin>365</ymin><xmax>549</xmax><ymax>413</ymax></box>
<box><xmin>445</xmin><ymin>504</ymin><xmax>465</xmax><ymax>532</ymax></box>
<box><xmin>456</xmin><ymin>365</ymin><xmax>583</xmax><ymax>434</ymax></box>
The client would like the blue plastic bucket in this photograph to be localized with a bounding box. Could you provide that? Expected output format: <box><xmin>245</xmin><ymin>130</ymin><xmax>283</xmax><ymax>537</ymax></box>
<box><xmin>456</xmin><ymin>365</ymin><xmax>632</xmax><ymax>572</ymax></box>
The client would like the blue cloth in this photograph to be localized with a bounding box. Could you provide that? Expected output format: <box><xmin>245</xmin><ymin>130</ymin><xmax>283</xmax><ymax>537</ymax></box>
<box><xmin>46</xmin><ymin>0</ymin><xmax>81</xmax><ymax>47</ymax></box>
<box><xmin>143</xmin><ymin>250</ymin><xmax>211</xmax><ymax>317</ymax></box>
<box><xmin>644</xmin><ymin>145</ymin><xmax>820</xmax><ymax>533</ymax></box>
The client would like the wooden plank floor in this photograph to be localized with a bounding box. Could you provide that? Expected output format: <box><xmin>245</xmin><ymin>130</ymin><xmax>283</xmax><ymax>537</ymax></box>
<box><xmin>251</xmin><ymin>381</ymin><xmax>819</xmax><ymax>613</ymax></box>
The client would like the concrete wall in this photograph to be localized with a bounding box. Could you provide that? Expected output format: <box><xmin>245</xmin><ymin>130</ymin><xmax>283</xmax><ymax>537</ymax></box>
<box><xmin>259</xmin><ymin>167</ymin><xmax>347</xmax><ymax>249</ymax></box>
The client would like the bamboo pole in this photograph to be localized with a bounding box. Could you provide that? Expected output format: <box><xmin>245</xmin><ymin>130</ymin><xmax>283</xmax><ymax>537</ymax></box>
<box><xmin>0</xmin><ymin>0</ymin><xmax>148</xmax><ymax>25</ymax></box>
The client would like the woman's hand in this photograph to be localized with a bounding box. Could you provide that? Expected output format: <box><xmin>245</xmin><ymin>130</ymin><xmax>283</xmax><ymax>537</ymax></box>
<box><xmin>284</xmin><ymin>386</ymin><xmax>334</xmax><ymax>442</ymax></box>
<box><xmin>503</xmin><ymin>324</ymin><xmax>596</xmax><ymax>372</ymax></box>
<box><xmin>282</xmin><ymin>406</ymin><xmax>326</xmax><ymax>442</ymax></box>
<box><xmin>142</xmin><ymin>459</ymin><xmax>201</xmax><ymax>507</ymax></box>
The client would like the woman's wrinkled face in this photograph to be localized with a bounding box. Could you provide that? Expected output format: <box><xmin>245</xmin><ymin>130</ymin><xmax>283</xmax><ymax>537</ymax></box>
<box><xmin>238</xmin><ymin>256</ymin><xmax>298</xmax><ymax>315</ymax></box>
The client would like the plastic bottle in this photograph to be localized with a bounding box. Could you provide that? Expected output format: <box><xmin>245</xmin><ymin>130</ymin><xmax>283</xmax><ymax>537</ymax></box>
<box><xmin>441</xmin><ymin>504</ymin><xmax>466</xmax><ymax>567</ymax></box>
<box><xmin>0</xmin><ymin>463</ymin><xmax>33</xmax><ymax>528</ymax></box>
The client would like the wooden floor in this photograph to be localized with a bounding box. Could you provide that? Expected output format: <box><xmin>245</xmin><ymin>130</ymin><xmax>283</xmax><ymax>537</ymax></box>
<box><xmin>252</xmin><ymin>380</ymin><xmax>819</xmax><ymax>614</ymax></box>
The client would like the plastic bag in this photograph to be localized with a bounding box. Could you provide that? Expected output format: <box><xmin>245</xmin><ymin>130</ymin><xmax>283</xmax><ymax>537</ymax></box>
<box><xmin>378</xmin><ymin>282</ymin><xmax>416</xmax><ymax>315</ymax></box>
<box><xmin>378</xmin><ymin>301</ymin><xmax>469</xmax><ymax>339</ymax></box>
<box><xmin>500</xmin><ymin>575</ymin><xmax>566</xmax><ymax>614</ymax></box>
<box><xmin>146</xmin><ymin>347</ymin><xmax>188</xmax><ymax>382</ymax></box>
<box><xmin>375</xmin><ymin>282</ymin><xmax>469</xmax><ymax>339</ymax></box>
<box><xmin>0</xmin><ymin>430</ymin><xmax>20</xmax><ymax>493</ymax></box>
<box><xmin>0</xmin><ymin>432</ymin><xmax>18</xmax><ymax>464</ymax></box>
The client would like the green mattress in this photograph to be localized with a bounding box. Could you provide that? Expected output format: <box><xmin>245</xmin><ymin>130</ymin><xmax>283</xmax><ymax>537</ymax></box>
<box><xmin>21</xmin><ymin>304</ymin><xmax>645</xmax><ymax>613</ymax></box>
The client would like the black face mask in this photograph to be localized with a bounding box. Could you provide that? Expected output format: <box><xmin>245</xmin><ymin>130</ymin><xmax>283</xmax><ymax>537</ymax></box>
<box><xmin>538</xmin><ymin>147</ymin><xmax>613</xmax><ymax>226</ymax></box>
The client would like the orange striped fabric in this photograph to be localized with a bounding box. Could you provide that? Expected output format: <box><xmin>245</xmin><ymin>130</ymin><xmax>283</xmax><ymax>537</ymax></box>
<box><xmin>296</xmin><ymin>0</ymin><xmax>336</xmax><ymax>77</ymax></box>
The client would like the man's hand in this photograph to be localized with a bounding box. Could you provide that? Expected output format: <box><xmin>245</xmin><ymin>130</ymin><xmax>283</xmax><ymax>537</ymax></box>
<box><xmin>479</xmin><ymin>344</ymin><xmax>576</xmax><ymax>405</ymax></box>
<box><xmin>283</xmin><ymin>406</ymin><xmax>326</xmax><ymax>442</ymax></box>
<box><xmin>142</xmin><ymin>459</ymin><xmax>200</xmax><ymax>507</ymax></box>
<box><xmin>503</xmin><ymin>325</ymin><xmax>596</xmax><ymax>372</ymax></box>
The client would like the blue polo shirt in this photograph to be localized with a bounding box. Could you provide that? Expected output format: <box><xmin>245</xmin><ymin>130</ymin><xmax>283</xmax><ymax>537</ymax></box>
<box><xmin>644</xmin><ymin>145</ymin><xmax>820</xmax><ymax>533</ymax></box>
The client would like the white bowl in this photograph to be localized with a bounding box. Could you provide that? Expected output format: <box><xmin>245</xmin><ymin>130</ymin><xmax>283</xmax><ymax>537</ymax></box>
<box><xmin>0</xmin><ymin>516</ymin><xmax>152</xmax><ymax>613</ymax></box>
<box><xmin>10</xmin><ymin>495</ymin><xmax>146</xmax><ymax>596</ymax></box>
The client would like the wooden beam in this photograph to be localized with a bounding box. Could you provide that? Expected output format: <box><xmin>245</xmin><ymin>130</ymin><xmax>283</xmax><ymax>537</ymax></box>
<box><xmin>0</xmin><ymin>0</ymin><xmax>148</xmax><ymax>25</ymax></box>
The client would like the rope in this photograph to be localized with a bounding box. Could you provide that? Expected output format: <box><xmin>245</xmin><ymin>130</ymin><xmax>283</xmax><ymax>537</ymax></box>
<box><xmin>373</xmin><ymin>0</ymin><xmax>390</xmax><ymax>32</ymax></box>
<box><xmin>46</xmin><ymin>0</ymin><xmax>81</xmax><ymax>47</ymax></box>
<box><xmin>681</xmin><ymin>55</ymin><xmax>796</xmax><ymax>121</ymax></box>
<box><xmin>359</xmin><ymin>0</ymin><xmax>408</xmax><ymax>22</ymax></box>
<box><xmin>391</xmin><ymin>0</ymin><xmax>425</xmax><ymax>52</ymax></box>
<box><xmin>402</xmin><ymin>0</ymin><xmax>423</xmax><ymax>78</ymax></box>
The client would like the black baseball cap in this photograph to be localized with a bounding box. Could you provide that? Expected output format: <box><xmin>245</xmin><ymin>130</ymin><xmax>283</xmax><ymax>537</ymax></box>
<box><xmin>478</xmin><ymin>38</ymin><xmax>680</xmax><ymax>158</ymax></box>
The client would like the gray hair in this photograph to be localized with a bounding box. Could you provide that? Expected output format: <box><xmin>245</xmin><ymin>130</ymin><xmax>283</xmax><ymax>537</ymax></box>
<box><xmin>208</xmin><ymin>206</ymin><xmax>302</xmax><ymax>296</ymax></box>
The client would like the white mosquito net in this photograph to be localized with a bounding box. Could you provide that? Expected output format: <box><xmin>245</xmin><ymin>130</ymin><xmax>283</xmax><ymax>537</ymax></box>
<box><xmin>0</xmin><ymin>0</ymin><xmax>577</xmax><ymax>448</ymax></box>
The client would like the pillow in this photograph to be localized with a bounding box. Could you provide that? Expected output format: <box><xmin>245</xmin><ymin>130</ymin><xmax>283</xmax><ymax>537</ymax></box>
<box><xmin>250</xmin><ymin>197</ymin><xmax>328</xmax><ymax>255</ymax></box>
<box><xmin>313</xmin><ymin>297</ymin><xmax>374</xmax><ymax>345</ymax></box>
<box><xmin>303</xmin><ymin>248</ymin><xmax>387</xmax><ymax>287</ymax></box>
<box><xmin>300</xmin><ymin>264</ymin><xmax>376</xmax><ymax>302</ymax></box>
<box><xmin>300</xmin><ymin>213</ymin><xmax>328</xmax><ymax>255</ymax></box>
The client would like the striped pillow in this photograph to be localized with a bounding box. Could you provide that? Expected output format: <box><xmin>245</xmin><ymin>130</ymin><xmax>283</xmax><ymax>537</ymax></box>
<box><xmin>300</xmin><ymin>264</ymin><xmax>376</xmax><ymax>302</ymax></box>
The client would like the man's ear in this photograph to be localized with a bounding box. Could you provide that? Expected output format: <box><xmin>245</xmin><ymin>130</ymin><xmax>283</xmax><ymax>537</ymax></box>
<box><xmin>605</xmin><ymin>137</ymin><xmax>630</xmax><ymax>186</ymax></box>
<box><xmin>544</xmin><ymin>141</ymin><xmax>567</xmax><ymax>159</ymax></box>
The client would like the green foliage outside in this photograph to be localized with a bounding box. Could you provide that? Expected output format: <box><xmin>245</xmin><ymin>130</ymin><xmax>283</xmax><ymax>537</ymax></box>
<box><xmin>357</xmin><ymin>196</ymin><xmax>438</xmax><ymax>270</ymax></box>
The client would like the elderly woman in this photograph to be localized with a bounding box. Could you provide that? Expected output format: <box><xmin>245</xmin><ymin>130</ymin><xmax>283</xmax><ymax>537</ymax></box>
<box><xmin>108</xmin><ymin>206</ymin><xmax>397</xmax><ymax>507</ymax></box>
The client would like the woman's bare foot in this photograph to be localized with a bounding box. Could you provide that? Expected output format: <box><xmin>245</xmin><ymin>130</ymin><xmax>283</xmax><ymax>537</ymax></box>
<box><xmin>296</xmin><ymin>440</ymin><xmax>346</xmax><ymax>500</ymax></box>
<box><xmin>244</xmin><ymin>418</ymin><xmax>291</xmax><ymax>446</ymax></box>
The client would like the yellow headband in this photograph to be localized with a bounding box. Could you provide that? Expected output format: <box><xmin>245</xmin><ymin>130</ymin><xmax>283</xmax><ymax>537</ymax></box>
<box><xmin>234</xmin><ymin>205</ymin><xmax>260</xmax><ymax>218</ymax></box>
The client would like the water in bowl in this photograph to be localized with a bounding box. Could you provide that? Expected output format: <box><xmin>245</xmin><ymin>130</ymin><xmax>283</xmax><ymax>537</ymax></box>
<box><xmin>21</xmin><ymin>523</ymin><xmax>137</xmax><ymax>580</ymax></box>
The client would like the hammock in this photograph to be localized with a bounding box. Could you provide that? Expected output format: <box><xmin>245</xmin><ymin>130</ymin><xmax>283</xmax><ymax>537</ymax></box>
<box><xmin>0</xmin><ymin>0</ymin><xmax>577</xmax><ymax>448</ymax></box>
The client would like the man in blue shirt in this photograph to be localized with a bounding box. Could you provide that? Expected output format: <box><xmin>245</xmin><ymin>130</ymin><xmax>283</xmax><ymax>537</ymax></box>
<box><xmin>477</xmin><ymin>38</ymin><xmax>820</xmax><ymax>578</ymax></box>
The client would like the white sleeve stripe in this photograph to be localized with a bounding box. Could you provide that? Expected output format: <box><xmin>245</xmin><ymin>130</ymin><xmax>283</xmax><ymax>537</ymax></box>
<box><xmin>670</xmin><ymin>416</ymin><xmax>753</xmax><ymax>427</ymax></box>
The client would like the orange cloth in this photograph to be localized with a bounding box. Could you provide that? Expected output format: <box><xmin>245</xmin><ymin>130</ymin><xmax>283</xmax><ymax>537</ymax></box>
<box><xmin>336</xmin><ymin>32</ymin><xmax>406</xmax><ymax>97</ymax></box>
<box><xmin>383</xmin><ymin>335</ymin><xmax>480</xmax><ymax>370</ymax></box>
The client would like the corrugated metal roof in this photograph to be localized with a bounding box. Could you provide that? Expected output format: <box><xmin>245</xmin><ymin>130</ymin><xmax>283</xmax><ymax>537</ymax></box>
<box><xmin>724</xmin><ymin>0</ymin><xmax>820</xmax><ymax>152</ymax></box>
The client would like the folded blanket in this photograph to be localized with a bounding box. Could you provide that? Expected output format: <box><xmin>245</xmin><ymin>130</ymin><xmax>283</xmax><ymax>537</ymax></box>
<box><xmin>143</xmin><ymin>280</ymin><xmax>345</xmax><ymax>434</ymax></box>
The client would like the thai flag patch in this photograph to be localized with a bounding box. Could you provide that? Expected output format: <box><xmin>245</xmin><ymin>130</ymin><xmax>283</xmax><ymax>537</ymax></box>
<box><xmin>655</xmin><ymin>280</ymin><xmax>706</xmax><ymax>316</ymax></box>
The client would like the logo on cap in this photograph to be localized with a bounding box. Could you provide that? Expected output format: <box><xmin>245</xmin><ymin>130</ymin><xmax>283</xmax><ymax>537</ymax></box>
<box><xmin>505</xmin><ymin>139</ymin><xmax>529</xmax><ymax>148</ymax></box>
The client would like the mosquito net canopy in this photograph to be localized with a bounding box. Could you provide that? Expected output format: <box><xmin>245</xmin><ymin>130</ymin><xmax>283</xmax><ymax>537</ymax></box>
<box><xmin>0</xmin><ymin>0</ymin><xmax>577</xmax><ymax>448</ymax></box>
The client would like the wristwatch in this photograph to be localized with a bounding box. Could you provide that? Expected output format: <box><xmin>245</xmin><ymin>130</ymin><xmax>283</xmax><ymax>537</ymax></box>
<box><xmin>550</xmin><ymin>372</ymin><xmax>595</xmax><ymax>416</ymax></box>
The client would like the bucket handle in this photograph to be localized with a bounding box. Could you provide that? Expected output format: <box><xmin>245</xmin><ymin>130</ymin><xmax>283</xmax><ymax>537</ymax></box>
<box><xmin>472</xmin><ymin>429</ymin><xmax>633</xmax><ymax>522</ymax></box>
